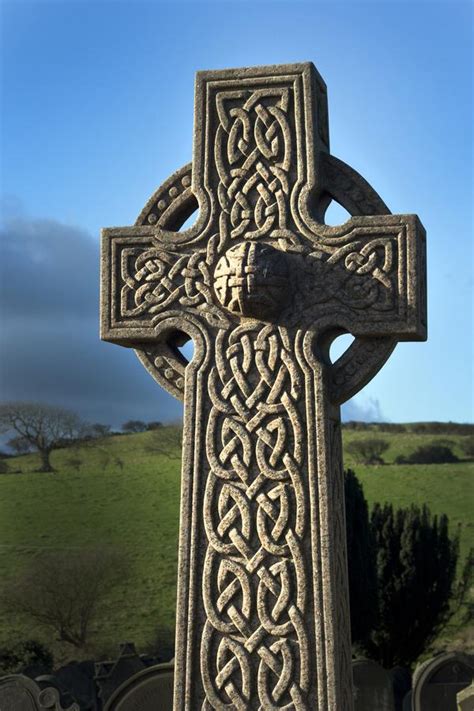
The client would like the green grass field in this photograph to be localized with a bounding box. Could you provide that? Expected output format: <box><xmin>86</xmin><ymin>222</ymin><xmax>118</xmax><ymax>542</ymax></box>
<box><xmin>0</xmin><ymin>426</ymin><xmax>472</xmax><ymax>663</ymax></box>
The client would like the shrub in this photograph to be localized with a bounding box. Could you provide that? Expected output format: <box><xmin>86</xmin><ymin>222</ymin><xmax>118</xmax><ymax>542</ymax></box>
<box><xmin>345</xmin><ymin>438</ymin><xmax>389</xmax><ymax>465</ymax></box>
<box><xmin>0</xmin><ymin>639</ymin><xmax>53</xmax><ymax>675</ymax></box>
<box><xmin>397</xmin><ymin>443</ymin><xmax>459</xmax><ymax>465</ymax></box>
<box><xmin>1</xmin><ymin>547</ymin><xmax>128</xmax><ymax>648</ymax></box>
<box><xmin>368</xmin><ymin>503</ymin><xmax>458</xmax><ymax>667</ymax></box>
<box><xmin>461</xmin><ymin>436</ymin><xmax>474</xmax><ymax>458</ymax></box>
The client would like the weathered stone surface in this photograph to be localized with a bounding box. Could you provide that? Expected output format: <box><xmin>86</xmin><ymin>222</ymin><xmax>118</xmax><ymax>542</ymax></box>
<box><xmin>458</xmin><ymin>683</ymin><xmax>474</xmax><ymax>711</ymax></box>
<box><xmin>412</xmin><ymin>652</ymin><xmax>474</xmax><ymax>711</ymax></box>
<box><xmin>353</xmin><ymin>658</ymin><xmax>395</xmax><ymax>711</ymax></box>
<box><xmin>100</xmin><ymin>62</ymin><xmax>427</xmax><ymax>710</ymax></box>
<box><xmin>390</xmin><ymin>666</ymin><xmax>412</xmax><ymax>711</ymax></box>
<box><xmin>103</xmin><ymin>662</ymin><xmax>174</xmax><ymax>711</ymax></box>
<box><xmin>44</xmin><ymin>660</ymin><xmax>96</xmax><ymax>711</ymax></box>
<box><xmin>402</xmin><ymin>690</ymin><xmax>413</xmax><ymax>711</ymax></box>
<box><xmin>0</xmin><ymin>674</ymin><xmax>79</xmax><ymax>711</ymax></box>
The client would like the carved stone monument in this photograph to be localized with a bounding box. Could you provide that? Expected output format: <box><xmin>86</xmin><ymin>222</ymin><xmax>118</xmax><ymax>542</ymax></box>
<box><xmin>458</xmin><ymin>683</ymin><xmax>474</xmax><ymax>711</ymax></box>
<box><xmin>412</xmin><ymin>652</ymin><xmax>474</xmax><ymax>711</ymax></box>
<box><xmin>103</xmin><ymin>662</ymin><xmax>174</xmax><ymax>711</ymax></box>
<box><xmin>352</xmin><ymin>658</ymin><xmax>395</xmax><ymax>711</ymax></box>
<box><xmin>101</xmin><ymin>62</ymin><xmax>426</xmax><ymax>709</ymax></box>
<box><xmin>0</xmin><ymin>675</ymin><xmax>79</xmax><ymax>711</ymax></box>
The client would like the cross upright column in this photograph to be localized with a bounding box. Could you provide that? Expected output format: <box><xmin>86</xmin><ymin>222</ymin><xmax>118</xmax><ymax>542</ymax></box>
<box><xmin>101</xmin><ymin>63</ymin><xmax>426</xmax><ymax>710</ymax></box>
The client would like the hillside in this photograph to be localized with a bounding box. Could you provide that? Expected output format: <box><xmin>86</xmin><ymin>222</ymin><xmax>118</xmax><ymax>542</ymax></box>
<box><xmin>0</xmin><ymin>424</ymin><xmax>472</xmax><ymax>663</ymax></box>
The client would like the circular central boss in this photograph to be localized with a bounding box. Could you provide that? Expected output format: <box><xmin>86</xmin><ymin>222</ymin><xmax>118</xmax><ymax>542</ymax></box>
<box><xmin>214</xmin><ymin>241</ymin><xmax>289</xmax><ymax>320</ymax></box>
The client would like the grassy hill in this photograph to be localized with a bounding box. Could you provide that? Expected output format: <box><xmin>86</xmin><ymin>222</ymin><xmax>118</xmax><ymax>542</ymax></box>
<box><xmin>0</xmin><ymin>424</ymin><xmax>472</xmax><ymax>664</ymax></box>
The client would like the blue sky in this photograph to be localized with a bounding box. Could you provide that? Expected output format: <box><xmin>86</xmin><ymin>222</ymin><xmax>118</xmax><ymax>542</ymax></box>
<box><xmin>1</xmin><ymin>0</ymin><xmax>472</xmax><ymax>427</ymax></box>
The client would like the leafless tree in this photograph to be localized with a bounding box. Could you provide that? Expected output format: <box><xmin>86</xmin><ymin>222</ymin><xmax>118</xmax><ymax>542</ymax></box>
<box><xmin>7</xmin><ymin>435</ymin><xmax>32</xmax><ymax>454</ymax></box>
<box><xmin>346</xmin><ymin>437</ymin><xmax>390</xmax><ymax>465</ymax></box>
<box><xmin>0</xmin><ymin>402</ymin><xmax>87</xmax><ymax>472</ymax></box>
<box><xmin>122</xmin><ymin>419</ymin><xmax>147</xmax><ymax>433</ymax></box>
<box><xmin>145</xmin><ymin>424</ymin><xmax>182</xmax><ymax>460</ymax></box>
<box><xmin>1</xmin><ymin>547</ymin><xmax>128</xmax><ymax>648</ymax></box>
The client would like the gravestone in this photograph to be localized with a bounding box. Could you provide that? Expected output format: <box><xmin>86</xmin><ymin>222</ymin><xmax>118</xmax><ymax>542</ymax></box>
<box><xmin>458</xmin><ymin>683</ymin><xmax>474</xmax><ymax>711</ymax></box>
<box><xmin>95</xmin><ymin>643</ymin><xmax>146</xmax><ymax>706</ymax></box>
<box><xmin>353</xmin><ymin>658</ymin><xmax>395</xmax><ymax>711</ymax></box>
<box><xmin>103</xmin><ymin>662</ymin><xmax>174</xmax><ymax>711</ymax></box>
<box><xmin>412</xmin><ymin>652</ymin><xmax>474</xmax><ymax>711</ymax></box>
<box><xmin>0</xmin><ymin>674</ymin><xmax>79</xmax><ymax>710</ymax></box>
<box><xmin>101</xmin><ymin>62</ymin><xmax>426</xmax><ymax>709</ymax></box>
<box><xmin>47</xmin><ymin>660</ymin><xmax>97</xmax><ymax>711</ymax></box>
<box><xmin>390</xmin><ymin>666</ymin><xmax>412</xmax><ymax>711</ymax></box>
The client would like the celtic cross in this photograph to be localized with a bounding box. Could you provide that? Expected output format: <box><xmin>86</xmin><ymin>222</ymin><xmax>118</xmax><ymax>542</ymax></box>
<box><xmin>101</xmin><ymin>63</ymin><xmax>426</xmax><ymax>710</ymax></box>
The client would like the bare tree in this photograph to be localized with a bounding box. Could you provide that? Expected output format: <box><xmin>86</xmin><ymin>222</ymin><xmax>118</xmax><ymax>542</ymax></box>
<box><xmin>7</xmin><ymin>436</ymin><xmax>32</xmax><ymax>454</ymax></box>
<box><xmin>122</xmin><ymin>420</ymin><xmax>147</xmax><ymax>433</ymax></box>
<box><xmin>145</xmin><ymin>424</ymin><xmax>182</xmax><ymax>460</ymax></box>
<box><xmin>1</xmin><ymin>548</ymin><xmax>128</xmax><ymax>648</ymax></box>
<box><xmin>88</xmin><ymin>423</ymin><xmax>111</xmax><ymax>438</ymax></box>
<box><xmin>346</xmin><ymin>438</ymin><xmax>390</xmax><ymax>465</ymax></box>
<box><xmin>0</xmin><ymin>402</ymin><xmax>88</xmax><ymax>472</ymax></box>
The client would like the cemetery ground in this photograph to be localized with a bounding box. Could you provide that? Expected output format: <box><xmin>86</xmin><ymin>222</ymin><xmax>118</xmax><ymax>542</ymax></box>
<box><xmin>0</xmin><ymin>424</ymin><xmax>472</xmax><ymax>667</ymax></box>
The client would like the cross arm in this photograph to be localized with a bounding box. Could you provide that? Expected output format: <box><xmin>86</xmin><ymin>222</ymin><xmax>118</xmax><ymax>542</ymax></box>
<box><xmin>100</xmin><ymin>226</ymin><xmax>229</xmax><ymax>347</ymax></box>
<box><xmin>296</xmin><ymin>213</ymin><xmax>427</xmax><ymax>341</ymax></box>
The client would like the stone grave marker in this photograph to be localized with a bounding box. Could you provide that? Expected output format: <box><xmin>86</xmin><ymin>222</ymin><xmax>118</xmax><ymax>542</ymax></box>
<box><xmin>353</xmin><ymin>658</ymin><xmax>395</xmax><ymax>711</ymax></box>
<box><xmin>412</xmin><ymin>652</ymin><xmax>474</xmax><ymax>711</ymax></box>
<box><xmin>0</xmin><ymin>674</ymin><xmax>79</xmax><ymax>711</ymax></box>
<box><xmin>458</xmin><ymin>683</ymin><xmax>474</xmax><ymax>711</ymax></box>
<box><xmin>103</xmin><ymin>662</ymin><xmax>174</xmax><ymax>711</ymax></box>
<box><xmin>95</xmin><ymin>643</ymin><xmax>146</xmax><ymax>706</ymax></box>
<box><xmin>402</xmin><ymin>690</ymin><xmax>413</xmax><ymax>711</ymax></box>
<box><xmin>101</xmin><ymin>62</ymin><xmax>427</xmax><ymax>709</ymax></box>
<box><xmin>390</xmin><ymin>666</ymin><xmax>412</xmax><ymax>711</ymax></box>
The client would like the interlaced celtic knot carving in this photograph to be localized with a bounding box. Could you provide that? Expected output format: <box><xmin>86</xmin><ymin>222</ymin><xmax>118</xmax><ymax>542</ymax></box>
<box><xmin>202</xmin><ymin>323</ymin><xmax>310</xmax><ymax>709</ymax></box>
<box><xmin>215</xmin><ymin>88</ymin><xmax>293</xmax><ymax>241</ymax></box>
<box><xmin>120</xmin><ymin>246</ymin><xmax>230</xmax><ymax>329</ymax></box>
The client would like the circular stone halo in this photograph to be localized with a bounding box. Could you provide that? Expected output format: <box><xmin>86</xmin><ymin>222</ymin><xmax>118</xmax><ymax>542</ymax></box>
<box><xmin>134</xmin><ymin>155</ymin><xmax>396</xmax><ymax>405</ymax></box>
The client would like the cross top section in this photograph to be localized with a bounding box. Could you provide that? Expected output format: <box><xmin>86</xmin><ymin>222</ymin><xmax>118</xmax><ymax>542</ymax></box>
<box><xmin>192</xmin><ymin>63</ymin><xmax>328</xmax><ymax>240</ymax></box>
<box><xmin>101</xmin><ymin>62</ymin><xmax>426</xmax><ymax>401</ymax></box>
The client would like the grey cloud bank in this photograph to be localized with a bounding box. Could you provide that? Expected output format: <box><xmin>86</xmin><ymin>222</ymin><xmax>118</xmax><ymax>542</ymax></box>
<box><xmin>0</xmin><ymin>211</ymin><xmax>385</xmax><ymax>428</ymax></box>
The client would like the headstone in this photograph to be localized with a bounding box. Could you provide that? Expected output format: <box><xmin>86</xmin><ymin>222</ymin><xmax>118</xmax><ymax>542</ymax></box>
<box><xmin>0</xmin><ymin>674</ymin><xmax>79</xmax><ymax>710</ymax></box>
<box><xmin>95</xmin><ymin>643</ymin><xmax>146</xmax><ymax>706</ymax></box>
<box><xmin>390</xmin><ymin>666</ymin><xmax>412</xmax><ymax>711</ymax></box>
<box><xmin>103</xmin><ymin>662</ymin><xmax>174</xmax><ymax>711</ymax></box>
<box><xmin>412</xmin><ymin>652</ymin><xmax>474</xmax><ymax>711</ymax></box>
<box><xmin>402</xmin><ymin>690</ymin><xmax>412</xmax><ymax>711</ymax></box>
<box><xmin>458</xmin><ymin>683</ymin><xmax>474</xmax><ymax>711</ymax></box>
<box><xmin>101</xmin><ymin>62</ymin><xmax>427</xmax><ymax>710</ymax></box>
<box><xmin>49</xmin><ymin>660</ymin><xmax>97</xmax><ymax>710</ymax></box>
<box><xmin>35</xmin><ymin>676</ymin><xmax>78</xmax><ymax>710</ymax></box>
<box><xmin>353</xmin><ymin>659</ymin><xmax>395</xmax><ymax>711</ymax></box>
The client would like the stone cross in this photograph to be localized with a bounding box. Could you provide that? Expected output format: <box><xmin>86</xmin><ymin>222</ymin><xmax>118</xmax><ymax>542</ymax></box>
<box><xmin>101</xmin><ymin>63</ymin><xmax>426</xmax><ymax>710</ymax></box>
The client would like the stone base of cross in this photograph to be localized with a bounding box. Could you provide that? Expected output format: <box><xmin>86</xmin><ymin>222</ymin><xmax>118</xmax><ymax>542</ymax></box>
<box><xmin>101</xmin><ymin>63</ymin><xmax>426</xmax><ymax>710</ymax></box>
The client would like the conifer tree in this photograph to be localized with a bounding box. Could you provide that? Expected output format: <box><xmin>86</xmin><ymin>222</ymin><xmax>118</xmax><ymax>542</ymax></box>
<box><xmin>344</xmin><ymin>469</ymin><xmax>378</xmax><ymax>646</ymax></box>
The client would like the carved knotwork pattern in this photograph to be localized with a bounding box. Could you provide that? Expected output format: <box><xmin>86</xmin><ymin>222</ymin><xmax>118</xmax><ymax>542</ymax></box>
<box><xmin>202</xmin><ymin>323</ymin><xmax>311</xmax><ymax>709</ymax></box>
<box><xmin>215</xmin><ymin>88</ymin><xmax>293</xmax><ymax>242</ymax></box>
<box><xmin>120</xmin><ymin>247</ymin><xmax>229</xmax><ymax>329</ymax></box>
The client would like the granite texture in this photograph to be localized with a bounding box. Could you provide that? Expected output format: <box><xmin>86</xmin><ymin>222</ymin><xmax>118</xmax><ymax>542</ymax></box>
<box><xmin>0</xmin><ymin>675</ymin><xmax>79</xmax><ymax>711</ymax></box>
<box><xmin>100</xmin><ymin>62</ymin><xmax>427</xmax><ymax>710</ymax></box>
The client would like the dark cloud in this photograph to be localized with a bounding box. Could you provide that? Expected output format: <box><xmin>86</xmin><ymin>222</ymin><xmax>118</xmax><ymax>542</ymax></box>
<box><xmin>0</xmin><ymin>211</ymin><xmax>384</xmax><ymax>429</ymax></box>
<box><xmin>0</xmin><ymin>214</ymin><xmax>181</xmax><ymax>428</ymax></box>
